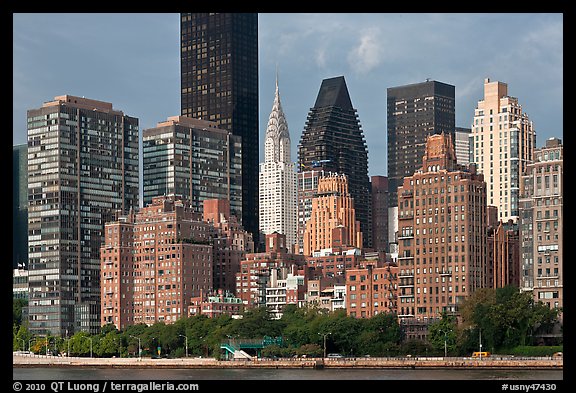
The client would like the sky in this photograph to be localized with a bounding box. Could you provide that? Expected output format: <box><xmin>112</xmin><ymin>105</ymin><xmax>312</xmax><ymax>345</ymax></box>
<box><xmin>13</xmin><ymin>13</ymin><xmax>563</xmax><ymax>177</ymax></box>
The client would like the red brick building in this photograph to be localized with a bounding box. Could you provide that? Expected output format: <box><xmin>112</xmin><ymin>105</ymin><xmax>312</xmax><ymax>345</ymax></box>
<box><xmin>346</xmin><ymin>263</ymin><xmax>398</xmax><ymax>318</ymax></box>
<box><xmin>236</xmin><ymin>233</ymin><xmax>305</xmax><ymax>308</ymax></box>
<box><xmin>203</xmin><ymin>199</ymin><xmax>254</xmax><ymax>295</ymax></box>
<box><xmin>396</xmin><ymin>133</ymin><xmax>488</xmax><ymax>322</ymax></box>
<box><xmin>100</xmin><ymin>195</ymin><xmax>214</xmax><ymax>328</ymax></box>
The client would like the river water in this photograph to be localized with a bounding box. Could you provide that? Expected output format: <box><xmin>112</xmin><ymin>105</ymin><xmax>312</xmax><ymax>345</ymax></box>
<box><xmin>13</xmin><ymin>367</ymin><xmax>562</xmax><ymax>380</ymax></box>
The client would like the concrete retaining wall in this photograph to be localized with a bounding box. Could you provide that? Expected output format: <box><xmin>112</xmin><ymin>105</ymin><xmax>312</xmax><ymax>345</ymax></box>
<box><xmin>13</xmin><ymin>353</ymin><xmax>562</xmax><ymax>370</ymax></box>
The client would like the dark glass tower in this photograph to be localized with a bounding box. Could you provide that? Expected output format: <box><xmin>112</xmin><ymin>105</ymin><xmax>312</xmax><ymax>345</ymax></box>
<box><xmin>387</xmin><ymin>80</ymin><xmax>456</xmax><ymax>207</ymax></box>
<box><xmin>298</xmin><ymin>76</ymin><xmax>372</xmax><ymax>249</ymax></box>
<box><xmin>180</xmin><ymin>13</ymin><xmax>259</xmax><ymax>245</ymax></box>
<box><xmin>13</xmin><ymin>144</ymin><xmax>28</xmax><ymax>269</ymax></box>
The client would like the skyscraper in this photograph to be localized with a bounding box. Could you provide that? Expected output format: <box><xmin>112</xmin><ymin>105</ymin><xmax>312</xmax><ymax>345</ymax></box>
<box><xmin>298</xmin><ymin>76</ymin><xmax>371</xmax><ymax>249</ymax></box>
<box><xmin>180</xmin><ymin>13</ymin><xmax>259</xmax><ymax>245</ymax></box>
<box><xmin>387</xmin><ymin>80</ymin><xmax>456</xmax><ymax>208</ymax></box>
<box><xmin>259</xmin><ymin>77</ymin><xmax>298</xmax><ymax>249</ymax></box>
<box><xmin>13</xmin><ymin>144</ymin><xmax>28</xmax><ymax>269</ymax></box>
<box><xmin>142</xmin><ymin>116</ymin><xmax>242</xmax><ymax>218</ymax></box>
<box><xmin>471</xmin><ymin>78</ymin><xmax>536</xmax><ymax>223</ymax></box>
<box><xmin>27</xmin><ymin>95</ymin><xmax>139</xmax><ymax>336</ymax></box>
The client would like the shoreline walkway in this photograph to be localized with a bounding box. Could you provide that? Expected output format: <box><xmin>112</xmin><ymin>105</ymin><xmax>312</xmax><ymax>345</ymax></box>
<box><xmin>13</xmin><ymin>353</ymin><xmax>563</xmax><ymax>370</ymax></box>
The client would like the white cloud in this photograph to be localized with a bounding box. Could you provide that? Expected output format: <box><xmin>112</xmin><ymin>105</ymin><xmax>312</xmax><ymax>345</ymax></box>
<box><xmin>347</xmin><ymin>27</ymin><xmax>383</xmax><ymax>74</ymax></box>
<box><xmin>315</xmin><ymin>47</ymin><xmax>327</xmax><ymax>68</ymax></box>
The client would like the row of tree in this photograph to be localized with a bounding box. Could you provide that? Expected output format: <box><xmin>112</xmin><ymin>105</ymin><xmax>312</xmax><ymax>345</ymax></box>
<box><xmin>13</xmin><ymin>286</ymin><xmax>561</xmax><ymax>358</ymax></box>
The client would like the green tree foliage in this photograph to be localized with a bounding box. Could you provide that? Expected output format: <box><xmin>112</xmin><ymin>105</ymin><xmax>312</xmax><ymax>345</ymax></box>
<box><xmin>13</xmin><ymin>286</ymin><xmax>561</xmax><ymax>358</ymax></box>
<box><xmin>13</xmin><ymin>299</ymin><xmax>27</xmax><ymax>327</ymax></box>
<box><xmin>460</xmin><ymin>285</ymin><xmax>560</xmax><ymax>353</ymax></box>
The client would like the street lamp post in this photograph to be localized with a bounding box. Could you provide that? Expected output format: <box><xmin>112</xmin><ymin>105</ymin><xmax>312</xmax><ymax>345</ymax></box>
<box><xmin>17</xmin><ymin>338</ymin><xmax>25</xmax><ymax>352</ymax></box>
<box><xmin>28</xmin><ymin>338</ymin><xmax>35</xmax><ymax>353</ymax></box>
<box><xmin>438</xmin><ymin>329</ymin><xmax>450</xmax><ymax>358</ymax></box>
<box><xmin>318</xmin><ymin>332</ymin><xmax>331</xmax><ymax>358</ymax></box>
<box><xmin>179</xmin><ymin>334</ymin><xmax>188</xmax><ymax>357</ymax></box>
<box><xmin>130</xmin><ymin>335</ymin><xmax>141</xmax><ymax>359</ymax></box>
<box><xmin>479</xmin><ymin>329</ymin><xmax>483</xmax><ymax>360</ymax></box>
<box><xmin>66</xmin><ymin>329</ymin><xmax>70</xmax><ymax>357</ymax></box>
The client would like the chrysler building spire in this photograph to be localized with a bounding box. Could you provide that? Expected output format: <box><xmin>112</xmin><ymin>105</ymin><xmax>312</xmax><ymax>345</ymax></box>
<box><xmin>264</xmin><ymin>73</ymin><xmax>291</xmax><ymax>164</ymax></box>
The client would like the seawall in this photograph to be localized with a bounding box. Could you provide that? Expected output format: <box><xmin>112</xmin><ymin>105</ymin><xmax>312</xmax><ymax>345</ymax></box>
<box><xmin>13</xmin><ymin>353</ymin><xmax>562</xmax><ymax>370</ymax></box>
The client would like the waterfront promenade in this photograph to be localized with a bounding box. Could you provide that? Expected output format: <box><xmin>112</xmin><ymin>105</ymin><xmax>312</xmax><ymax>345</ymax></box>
<box><xmin>13</xmin><ymin>353</ymin><xmax>562</xmax><ymax>370</ymax></box>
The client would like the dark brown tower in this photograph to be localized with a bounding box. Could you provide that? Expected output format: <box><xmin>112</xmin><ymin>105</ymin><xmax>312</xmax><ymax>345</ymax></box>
<box><xmin>387</xmin><ymin>80</ymin><xmax>455</xmax><ymax>208</ymax></box>
<box><xmin>180</xmin><ymin>13</ymin><xmax>259</xmax><ymax>245</ymax></box>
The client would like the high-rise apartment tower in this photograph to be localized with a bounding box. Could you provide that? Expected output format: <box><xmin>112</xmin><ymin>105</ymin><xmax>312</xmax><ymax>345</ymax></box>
<box><xmin>471</xmin><ymin>78</ymin><xmax>535</xmax><ymax>223</ymax></box>
<box><xmin>27</xmin><ymin>95</ymin><xmax>139</xmax><ymax>336</ymax></box>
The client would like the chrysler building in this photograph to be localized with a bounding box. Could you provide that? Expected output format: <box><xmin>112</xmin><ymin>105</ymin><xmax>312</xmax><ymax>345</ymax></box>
<box><xmin>259</xmin><ymin>76</ymin><xmax>298</xmax><ymax>251</ymax></box>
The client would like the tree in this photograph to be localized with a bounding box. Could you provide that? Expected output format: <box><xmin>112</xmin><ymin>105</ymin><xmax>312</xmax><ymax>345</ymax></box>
<box><xmin>428</xmin><ymin>313</ymin><xmax>458</xmax><ymax>356</ymax></box>
<box><xmin>13</xmin><ymin>299</ymin><xmax>28</xmax><ymax>327</ymax></box>
<box><xmin>13</xmin><ymin>324</ymin><xmax>31</xmax><ymax>351</ymax></box>
<box><xmin>460</xmin><ymin>285</ymin><xmax>561</xmax><ymax>353</ymax></box>
<box><xmin>356</xmin><ymin>313</ymin><xmax>401</xmax><ymax>356</ymax></box>
<box><xmin>96</xmin><ymin>332</ymin><xmax>120</xmax><ymax>357</ymax></box>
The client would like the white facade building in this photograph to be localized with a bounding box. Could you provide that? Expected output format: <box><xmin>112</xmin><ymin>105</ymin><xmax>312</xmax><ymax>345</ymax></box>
<box><xmin>259</xmin><ymin>77</ymin><xmax>298</xmax><ymax>249</ymax></box>
<box><xmin>471</xmin><ymin>78</ymin><xmax>536</xmax><ymax>223</ymax></box>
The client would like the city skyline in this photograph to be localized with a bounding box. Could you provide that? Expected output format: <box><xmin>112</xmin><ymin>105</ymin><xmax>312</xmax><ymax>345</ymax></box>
<box><xmin>12</xmin><ymin>13</ymin><xmax>563</xmax><ymax>177</ymax></box>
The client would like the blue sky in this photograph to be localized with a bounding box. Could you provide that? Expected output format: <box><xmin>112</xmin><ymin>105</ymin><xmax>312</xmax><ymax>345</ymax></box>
<box><xmin>13</xmin><ymin>13</ymin><xmax>563</xmax><ymax>177</ymax></box>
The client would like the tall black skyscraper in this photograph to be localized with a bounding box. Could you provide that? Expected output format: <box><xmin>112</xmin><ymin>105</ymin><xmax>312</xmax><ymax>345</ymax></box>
<box><xmin>298</xmin><ymin>76</ymin><xmax>372</xmax><ymax>249</ymax></box>
<box><xmin>180</xmin><ymin>13</ymin><xmax>259</xmax><ymax>244</ymax></box>
<box><xmin>387</xmin><ymin>80</ymin><xmax>456</xmax><ymax>207</ymax></box>
<box><xmin>13</xmin><ymin>144</ymin><xmax>28</xmax><ymax>269</ymax></box>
